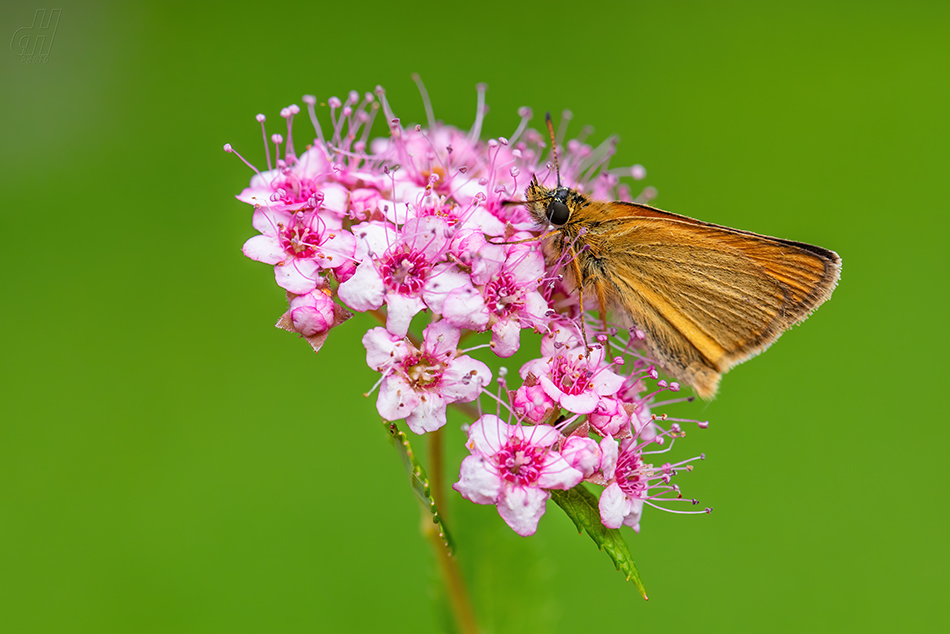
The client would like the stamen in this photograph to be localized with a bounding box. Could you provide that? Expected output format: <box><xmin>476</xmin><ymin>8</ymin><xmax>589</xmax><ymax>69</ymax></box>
<box><xmin>301</xmin><ymin>95</ymin><xmax>326</xmax><ymax>146</ymax></box>
<box><xmin>271</xmin><ymin>133</ymin><xmax>283</xmax><ymax>166</ymax></box>
<box><xmin>412</xmin><ymin>73</ymin><xmax>436</xmax><ymax>130</ymax></box>
<box><xmin>554</xmin><ymin>109</ymin><xmax>572</xmax><ymax>156</ymax></box>
<box><xmin>469</xmin><ymin>83</ymin><xmax>488</xmax><ymax>142</ymax></box>
<box><xmin>362</xmin><ymin>373</ymin><xmax>385</xmax><ymax>397</ymax></box>
<box><xmin>281</xmin><ymin>104</ymin><xmax>300</xmax><ymax>163</ymax></box>
<box><xmin>375</xmin><ymin>85</ymin><xmax>399</xmax><ymax>134</ymax></box>
<box><xmin>223</xmin><ymin>144</ymin><xmax>261</xmax><ymax>175</ymax></box>
<box><xmin>509</xmin><ymin>106</ymin><xmax>533</xmax><ymax>145</ymax></box>
<box><xmin>257</xmin><ymin>113</ymin><xmax>272</xmax><ymax>171</ymax></box>
<box><xmin>634</xmin><ymin>186</ymin><xmax>658</xmax><ymax>204</ymax></box>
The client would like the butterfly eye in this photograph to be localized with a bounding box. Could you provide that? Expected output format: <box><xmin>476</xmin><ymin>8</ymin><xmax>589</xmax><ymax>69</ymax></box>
<box><xmin>546</xmin><ymin>200</ymin><xmax>571</xmax><ymax>225</ymax></box>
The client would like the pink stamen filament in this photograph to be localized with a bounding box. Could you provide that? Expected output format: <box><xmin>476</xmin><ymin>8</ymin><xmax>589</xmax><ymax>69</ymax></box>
<box><xmin>509</xmin><ymin>107</ymin><xmax>532</xmax><ymax>145</ymax></box>
<box><xmin>643</xmin><ymin>500</ymin><xmax>710</xmax><ymax>515</ymax></box>
<box><xmin>282</xmin><ymin>105</ymin><xmax>299</xmax><ymax>163</ymax></box>
<box><xmin>223</xmin><ymin>144</ymin><xmax>261</xmax><ymax>175</ymax></box>
<box><xmin>469</xmin><ymin>83</ymin><xmax>487</xmax><ymax>142</ymax></box>
<box><xmin>258</xmin><ymin>115</ymin><xmax>272</xmax><ymax>171</ymax></box>
<box><xmin>301</xmin><ymin>95</ymin><xmax>326</xmax><ymax>147</ymax></box>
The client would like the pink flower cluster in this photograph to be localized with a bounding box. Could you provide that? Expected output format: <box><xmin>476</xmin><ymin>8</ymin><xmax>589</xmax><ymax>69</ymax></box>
<box><xmin>228</xmin><ymin>83</ymin><xmax>709</xmax><ymax>536</ymax></box>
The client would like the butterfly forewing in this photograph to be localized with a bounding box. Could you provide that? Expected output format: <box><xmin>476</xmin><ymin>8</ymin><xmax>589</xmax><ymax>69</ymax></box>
<box><xmin>553</xmin><ymin>199</ymin><xmax>840</xmax><ymax>398</ymax></box>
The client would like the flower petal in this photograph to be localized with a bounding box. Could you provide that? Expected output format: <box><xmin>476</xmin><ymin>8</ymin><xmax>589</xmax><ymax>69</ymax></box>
<box><xmin>319</xmin><ymin>183</ymin><xmax>349</xmax><ymax>215</ymax></box>
<box><xmin>274</xmin><ymin>258</ymin><xmax>320</xmax><ymax>294</ymax></box>
<box><xmin>422</xmin><ymin>319</ymin><xmax>462</xmax><ymax>359</ymax></box>
<box><xmin>315</xmin><ymin>230</ymin><xmax>356</xmax><ymax>269</ymax></box>
<box><xmin>466</xmin><ymin>415</ymin><xmax>513</xmax><ymax>456</ymax></box>
<box><xmin>560</xmin><ymin>436</ymin><xmax>601</xmax><ymax>479</ymax></box>
<box><xmin>337</xmin><ymin>260</ymin><xmax>385</xmax><ymax>312</ymax></box>
<box><xmin>453</xmin><ymin>455</ymin><xmax>503</xmax><ymax>505</ymax></box>
<box><xmin>599</xmin><ymin>435</ymin><xmax>619</xmax><ymax>480</ymax></box>
<box><xmin>490</xmin><ymin>318</ymin><xmax>521</xmax><ymax>357</ymax></box>
<box><xmin>424</xmin><ymin>263</ymin><xmax>474</xmax><ymax>315</ymax></box>
<box><xmin>242</xmin><ymin>234</ymin><xmax>284</xmax><ymax>265</ymax></box>
<box><xmin>592</xmin><ymin>368</ymin><xmax>625</xmax><ymax>397</ymax></box>
<box><xmin>403</xmin><ymin>217</ymin><xmax>449</xmax><ymax>261</ymax></box>
<box><xmin>443</xmin><ymin>286</ymin><xmax>490</xmax><ymax>331</ymax></box>
<box><xmin>384</xmin><ymin>292</ymin><xmax>426</xmax><ymax>339</ymax></box>
<box><xmin>405</xmin><ymin>393</ymin><xmax>447</xmax><ymax>434</ymax></box>
<box><xmin>599</xmin><ymin>482</ymin><xmax>628</xmax><ymax>529</ymax></box>
<box><xmin>505</xmin><ymin>244</ymin><xmax>545</xmax><ymax>283</ymax></box>
<box><xmin>512</xmin><ymin>423</ymin><xmax>561</xmax><ymax>448</ymax></box>
<box><xmin>622</xmin><ymin>499</ymin><xmax>644</xmax><ymax>530</ymax></box>
<box><xmin>497</xmin><ymin>485</ymin><xmax>549</xmax><ymax>537</ymax></box>
<box><xmin>376</xmin><ymin>375</ymin><xmax>419</xmax><ymax>422</ymax></box>
<box><xmin>363</xmin><ymin>327</ymin><xmax>407</xmax><ymax>372</ymax></box>
<box><xmin>440</xmin><ymin>356</ymin><xmax>491</xmax><ymax>403</ymax></box>
<box><xmin>536</xmin><ymin>454</ymin><xmax>584</xmax><ymax>490</ymax></box>
<box><xmin>250</xmin><ymin>205</ymin><xmax>290</xmax><ymax>235</ymax></box>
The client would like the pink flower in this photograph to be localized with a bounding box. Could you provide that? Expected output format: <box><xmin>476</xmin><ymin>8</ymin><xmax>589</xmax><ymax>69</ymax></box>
<box><xmin>587</xmin><ymin>397</ymin><xmax>631</xmax><ymax>438</ymax></box>
<box><xmin>510</xmin><ymin>376</ymin><xmax>557</xmax><ymax>425</ymax></box>
<box><xmin>443</xmin><ymin>238</ymin><xmax>548</xmax><ymax>357</ymax></box>
<box><xmin>236</xmin><ymin>144</ymin><xmax>334</xmax><ymax>211</ymax></box>
<box><xmin>339</xmin><ymin>217</ymin><xmax>469</xmax><ymax>338</ymax></box>
<box><xmin>287</xmin><ymin>289</ymin><xmax>335</xmax><ymax>336</ymax></box>
<box><xmin>242</xmin><ymin>204</ymin><xmax>356</xmax><ymax>294</ymax></box>
<box><xmin>454</xmin><ymin>415</ymin><xmax>584</xmax><ymax>536</ymax></box>
<box><xmin>561</xmin><ymin>433</ymin><xmax>617</xmax><ymax>479</ymax></box>
<box><xmin>518</xmin><ymin>327</ymin><xmax>624</xmax><ymax>415</ymax></box>
<box><xmin>274</xmin><ymin>289</ymin><xmax>352</xmax><ymax>354</ymax></box>
<box><xmin>598</xmin><ymin>433</ymin><xmax>707</xmax><ymax>532</ymax></box>
<box><xmin>599</xmin><ymin>437</ymin><xmax>652</xmax><ymax>532</ymax></box>
<box><xmin>363</xmin><ymin>321</ymin><xmax>491</xmax><ymax>434</ymax></box>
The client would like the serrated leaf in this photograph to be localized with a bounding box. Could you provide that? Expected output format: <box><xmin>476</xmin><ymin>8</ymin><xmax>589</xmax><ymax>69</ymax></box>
<box><xmin>384</xmin><ymin>420</ymin><xmax>454</xmax><ymax>554</ymax></box>
<box><xmin>550</xmin><ymin>486</ymin><xmax>648</xmax><ymax>599</ymax></box>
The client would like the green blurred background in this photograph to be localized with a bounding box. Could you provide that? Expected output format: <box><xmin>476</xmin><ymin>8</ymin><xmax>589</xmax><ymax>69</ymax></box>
<box><xmin>2</xmin><ymin>1</ymin><xmax>948</xmax><ymax>632</ymax></box>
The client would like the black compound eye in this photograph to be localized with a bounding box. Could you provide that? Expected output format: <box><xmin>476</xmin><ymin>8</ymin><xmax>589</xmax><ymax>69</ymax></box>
<box><xmin>546</xmin><ymin>200</ymin><xmax>571</xmax><ymax>225</ymax></box>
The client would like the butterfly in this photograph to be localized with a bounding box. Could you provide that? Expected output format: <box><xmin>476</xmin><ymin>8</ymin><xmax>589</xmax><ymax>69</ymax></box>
<box><xmin>519</xmin><ymin>113</ymin><xmax>841</xmax><ymax>398</ymax></box>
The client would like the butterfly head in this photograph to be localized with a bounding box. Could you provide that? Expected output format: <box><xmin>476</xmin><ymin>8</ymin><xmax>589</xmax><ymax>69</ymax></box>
<box><xmin>524</xmin><ymin>177</ymin><xmax>587</xmax><ymax>228</ymax></box>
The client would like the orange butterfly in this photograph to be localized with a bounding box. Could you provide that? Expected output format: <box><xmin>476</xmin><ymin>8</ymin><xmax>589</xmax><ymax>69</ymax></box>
<box><xmin>520</xmin><ymin>114</ymin><xmax>841</xmax><ymax>398</ymax></box>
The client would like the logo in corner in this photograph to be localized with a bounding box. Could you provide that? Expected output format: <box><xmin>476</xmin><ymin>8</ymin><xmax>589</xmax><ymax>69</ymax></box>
<box><xmin>11</xmin><ymin>9</ymin><xmax>61</xmax><ymax>64</ymax></box>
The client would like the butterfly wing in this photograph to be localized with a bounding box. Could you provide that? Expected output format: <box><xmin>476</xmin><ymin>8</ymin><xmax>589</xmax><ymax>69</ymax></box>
<box><xmin>575</xmin><ymin>202</ymin><xmax>841</xmax><ymax>398</ymax></box>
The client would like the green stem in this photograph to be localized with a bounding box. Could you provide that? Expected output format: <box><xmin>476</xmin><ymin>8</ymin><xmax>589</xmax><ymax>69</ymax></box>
<box><xmin>426</xmin><ymin>427</ymin><xmax>478</xmax><ymax>634</ymax></box>
<box><xmin>428</xmin><ymin>428</ymin><xmax>447</xmax><ymax>521</ymax></box>
<box><xmin>368</xmin><ymin>311</ymin><xmax>478</xmax><ymax>631</ymax></box>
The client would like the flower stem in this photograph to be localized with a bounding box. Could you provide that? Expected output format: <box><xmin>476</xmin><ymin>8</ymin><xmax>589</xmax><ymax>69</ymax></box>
<box><xmin>423</xmin><ymin>514</ymin><xmax>479</xmax><ymax>634</ymax></box>
<box><xmin>428</xmin><ymin>428</ymin><xmax>447</xmax><ymax>519</ymax></box>
<box><xmin>426</xmin><ymin>427</ymin><xmax>479</xmax><ymax>634</ymax></box>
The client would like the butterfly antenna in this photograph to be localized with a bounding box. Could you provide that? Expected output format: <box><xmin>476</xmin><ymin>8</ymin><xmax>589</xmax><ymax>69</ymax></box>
<box><xmin>545</xmin><ymin>111</ymin><xmax>562</xmax><ymax>188</ymax></box>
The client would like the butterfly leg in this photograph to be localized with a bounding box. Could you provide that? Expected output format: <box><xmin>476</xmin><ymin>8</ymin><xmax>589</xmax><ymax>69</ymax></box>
<box><xmin>567</xmin><ymin>245</ymin><xmax>592</xmax><ymax>356</ymax></box>
<box><xmin>595</xmin><ymin>278</ymin><xmax>609</xmax><ymax>336</ymax></box>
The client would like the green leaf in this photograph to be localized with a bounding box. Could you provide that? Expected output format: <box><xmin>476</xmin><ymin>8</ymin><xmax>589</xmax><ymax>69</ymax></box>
<box><xmin>384</xmin><ymin>420</ymin><xmax>454</xmax><ymax>554</ymax></box>
<box><xmin>550</xmin><ymin>486</ymin><xmax>648</xmax><ymax>599</ymax></box>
